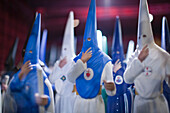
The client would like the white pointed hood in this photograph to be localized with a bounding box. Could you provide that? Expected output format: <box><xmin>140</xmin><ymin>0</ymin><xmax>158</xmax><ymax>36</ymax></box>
<box><xmin>137</xmin><ymin>0</ymin><xmax>154</xmax><ymax>50</ymax></box>
<box><xmin>97</xmin><ymin>30</ymin><xmax>103</xmax><ymax>50</ymax></box>
<box><xmin>60</xmin><ymin>11</ymin><xmax>75</xmax><ymax>59</ymax></box>
<box><xmin>126</xmin><ymin>40</ymin><xmax>135</xmax><ymax>62</ymax></box>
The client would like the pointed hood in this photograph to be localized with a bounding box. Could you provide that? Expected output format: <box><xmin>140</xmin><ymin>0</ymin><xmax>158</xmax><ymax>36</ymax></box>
<box><xmin>102</xmin><ymin>36</ymin><xmax>108</xmax><ymax>54</ymax></box>
<box><xmin>23</xmin><ymin>13</ymin><xmax>41</xmax><ymax>64</ymax></box>
<box><xmin>40</xmin><ymin>29</ymin><xmax>48</xmax><ymax>63</ymax></box>
<box><xmin>126</xmin><ymin>40</ymin><xmax>135</xmax><ymax>62</ymax></box>
<box><xmin>161</xmin><ymin>16</ymin><xmax>170</xmax><ymax>53</ymax></box>
<box><xmin>112</xmin><ymin>16</ymin><xmax>125</xmax><ymax>64</ymax></box>
<box><xmin>74</xmin><ymin>37</ymin><xmax>77</xmax><ymax>54</ymax></box>
<box><xmin>49</xmin><ymin>45</ymin><xmax>57</xmax><ymax>66</ymax></box>
<box><xmin>137</xmin><ymin>0</ymin><xmax>154</xmax><ymax>50</ymax></box>
<box><xmin>60</xmin><ymin>11</ymin><xmax>75</xmax><ymax>59</ymax></box>
<box><xmin>97</xmin><ymin>30</ymin><xmax>103</xmax><ymax>50</ymax></box>
<box><xmin>81</xmin><ymin>0</ymin><xmax>98</xmax><ymax>53</ymax></box>
<box><xmin>22</xmin><ymin>12</ymin><xmax>38</xmax><ymax>57</ymax></box>
<box><xmin>5</xmin><ymin>38</ymin><xmax>19</xmax><ymax>71</ymax></box>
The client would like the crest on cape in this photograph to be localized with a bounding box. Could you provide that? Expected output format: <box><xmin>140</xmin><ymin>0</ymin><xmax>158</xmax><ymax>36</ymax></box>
<box><xmin>84</xmin><ymin>68</ymin><xmax>94</xmax><ymax>80</ymax></box>
<box><xmin>144</xmin><ymin>66</ymin><xmax>152</xmax><ymax>76</ymax></box>
<box><xmin>115</xmin><ymin>75</ymin><xmax>123</xmax><ymax>85</ymax></box>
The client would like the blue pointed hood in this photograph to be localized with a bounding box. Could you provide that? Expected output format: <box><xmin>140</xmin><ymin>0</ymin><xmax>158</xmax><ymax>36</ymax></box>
<box><xmin>40</xmin><ymin>29</ymin><xmax>48</xmax><ymax>63</ymax></box>
<box><xmin>81</xmin><ymin>0</ymin><xmax>98</xmax><ymax>53</ymax></box>
<box><xmin>112</xmin><ymin>16</ymin><xmax>125</xmax><ymax>65</ymax></box>
<box><xmin>39</xmin><ymin>29</ymin><xmax>51</xmax><ymax>77</ymax></box>
<box><xmin>5</xmin><ymin>38</ymin><xmax>19</xmax><ymax>71</ymax></box>
<box><xmin>22</xmin><ymin>13</ymin><xmax>38</xmax><ymax>57</ymax></box>
<box><xmin>161</xmin><ymin>16</ymin><xmax>170</xmax><ymax>53</ymax></box>
<box><xmin>74</xmin><ymin>0</ymin><xmax>111</xmax><ymax>99</ymax></box>
<box><xmin>23</xmin><ymin>13</ymin><xmax>41</xmax><ymax>64</ymax></box>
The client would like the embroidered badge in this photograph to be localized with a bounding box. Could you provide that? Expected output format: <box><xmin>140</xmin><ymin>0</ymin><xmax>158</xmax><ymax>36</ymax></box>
<box><xmin>84</xmin><ymin>68</ymin><xmax>94</xmax><ymax>80</ymax></box>
<box><xmin>115</xmin><ymin>75</ymin><xmax>123</xmax><ymax>85</ymax></box>
<box><xmin>144</xmin><ymin>66</ymin><xmax>152</xmax><ymax>76</ymax></box>
<box><xmin>60</xmin><ymin>75</ymin><xmax>66</xmax><ymax>81</ymax></box>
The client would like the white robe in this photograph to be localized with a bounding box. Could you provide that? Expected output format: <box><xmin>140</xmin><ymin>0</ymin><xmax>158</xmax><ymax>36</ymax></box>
<box><xmin>67</xmin><ymin>59</ymin><xmax>116</xmax><ymax>113</ymax></box>
<box><xmin>49</xmin><ymin>59</ymin><xmax>76</xmax><ymax>113</ymax></box>
<box><xmin>124</xmin><ymin>44</ymin><xmax>170</xmax><ymax>113</ymax></box>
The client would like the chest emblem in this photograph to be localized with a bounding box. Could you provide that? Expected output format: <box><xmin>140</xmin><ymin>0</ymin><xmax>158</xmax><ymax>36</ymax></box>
<box><xmin>115</xmin><ymin>75</ymin><xmax>123</xmax><ymax>85</ymax></box>
<box><xmin>144</xmin><ymin>66</ymin><xmax>152</xmax><ymax>76</ymax></box>
<box><xmin>84</xmin><ymin>68</ymin><xmax>94</xmax><ymax>80</ymax></box>
<box><xmin>60</xmin><ymin>75</ymin><xmax>66</xmax><ymax>81</ymax></box>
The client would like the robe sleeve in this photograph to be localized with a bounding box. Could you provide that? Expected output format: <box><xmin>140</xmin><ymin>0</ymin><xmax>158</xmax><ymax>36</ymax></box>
<box><xmin>123</xmin><ymin>58</ymin><xmax>144</xmax><ymax>84</ymax></box>
<box><xmin>48</xmin><ymin>61</ymin><xmax>60</xmax><ymax>92</ymax></box>
<box><xmin>48</xmin><ymin>61</ymin><xmax>59</xmax><ymax>84</ymax></box>
<box><xmin>101</xmin><ymin>61</ymin><xmax>116</xmax><ymax>96</ymax></box>
<box><xmin>67</xmin><ymin>59</ymin><xmax>87</xmax><ymax>83</ymax></box>
<box><xmin>127</xmin><ymin>48</ymin><xmax>141</xmax><ymax>67</ymax></box>
<box><xmin>10</xmin><ymin>71</ymin><xmax>25</xmax><ymax>92</ymax></box>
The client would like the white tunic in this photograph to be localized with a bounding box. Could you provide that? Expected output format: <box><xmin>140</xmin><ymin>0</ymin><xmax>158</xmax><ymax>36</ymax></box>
<box><xmin>49</xmin><ymin>58</ymin><xmax>76</xmax><ymax>113</ymax></box>
<box><xmin>124</xmin><ymin>44</ymin><xmax>170</xmax><ymax>113</ymax></box>
<box><xmin>67</xmin><ymin>59</ymin><xmax>116</xmax><ymax>113</ymax></box>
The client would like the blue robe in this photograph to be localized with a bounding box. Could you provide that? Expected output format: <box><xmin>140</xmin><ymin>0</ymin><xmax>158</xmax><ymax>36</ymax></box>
<box><xmin>163</xmin><ymin>81</ymin><xmax>170</xmax><ymax>110</ymax></box>
<box><xmin>107</xmin><ymin>69</ymin><xmax>134</xmax><ymax>113</ymax></box>
<box><xmin>9</xmin><ymin>66</ymin><xmax>50</xmax><ymax>113</ymax></box>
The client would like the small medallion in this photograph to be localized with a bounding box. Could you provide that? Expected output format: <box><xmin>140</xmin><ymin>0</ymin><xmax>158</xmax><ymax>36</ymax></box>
<box><xmin>115</xmin><ymin>75</ymin><xmax>123</xmax><ymax>85</ymax></box>
<box><xmin>60</xmin><ymin>75</ymin><xmax>66</xmax><ymax>81</ymax></box>
<box><xmin>144</xmin><ymin>67</ymin><xmax>152</xmax><ymax>76</ymax></box>
<box><xmin>84</xmin><ymin>68</ymin><xmax>94</xmax><ymax>80</ymax></box>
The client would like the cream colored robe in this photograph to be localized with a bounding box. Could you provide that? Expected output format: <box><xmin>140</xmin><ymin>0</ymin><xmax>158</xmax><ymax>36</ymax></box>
<box><xmin>49</xmin><ymin>59</ymin><xmax>76</xmax><ymax>113</ymax></box>
<box><xmin>124</xmin><ymin>44</ymin><xmax>170</xmax><ymax>113</ymax></box>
